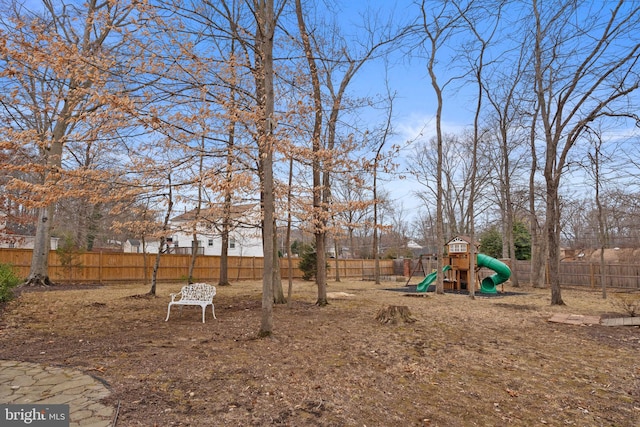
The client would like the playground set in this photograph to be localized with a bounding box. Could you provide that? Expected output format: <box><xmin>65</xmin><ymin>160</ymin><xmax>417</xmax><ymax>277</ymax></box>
<box><xmin>409</xmin><ymin>236</ymin><xmax>511</xmax><ymax>294</ymax></box>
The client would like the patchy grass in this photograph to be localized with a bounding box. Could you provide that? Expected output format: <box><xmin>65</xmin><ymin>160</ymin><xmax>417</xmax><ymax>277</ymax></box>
<box><xmin>1</xmin><ymin>279</ymin><xmax>639</xmax><ymax>426</ymax></box>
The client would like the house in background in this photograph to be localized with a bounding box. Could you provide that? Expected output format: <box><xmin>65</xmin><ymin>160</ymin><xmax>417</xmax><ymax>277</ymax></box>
<box><xmin>123</xmin><ymin>204</ymin><xmax>263</xmax><ymax>257</ymax></box>
<box><xmin>123</xmin><ymin>239</ymin><xmax>161</xmax><ymax>254</ymax></box>
<box><xmin>0</xmin><ymin>211</ymin><xmax>60</xmax><ymax>250</ymax></box>
<box><xmin>0</xmin><ymin>233</ymin><xmax>60</xmax><ymax>250</ymax></box>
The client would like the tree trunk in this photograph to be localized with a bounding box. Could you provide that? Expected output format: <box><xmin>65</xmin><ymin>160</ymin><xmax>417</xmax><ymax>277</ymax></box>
<box><xmin>26</xmin><ymin>136</ymin><xmax>66</xmax><ymax>287</ymax></box>
<box><xmin>188</xmin><ymin>236</ymin><xmax>198</xmax><ymax>283</ymax></box>
<box><xmin>150</xmin><ymin>237</ymin><xmax>163</xmax><ymax>296</ymax></box>
<box><xmin>257</xmin><ymin>0</ymin><xmax>275</xmax><ymax>337</ymax></box>
<box><xmin>272</xmin><ymin>227</ymin><xmax>285</xmax><ymax>303</ymax></box>
<box><xmin>508</xmin><ymin>230</ymin><xmax>519</xmax><ymax>287</ymax></box>
<box><xmin>142</xmin><ymin>236</ymin><xmax>149</xmax><ymax>286</ymax></box>
<box><xmin>86</xmin><ymin>203</ymin><xmax>100</xmax><ymax>252</ymax></box>
<box><xmin>150</xmin><ymin>177</ymin><xmax>174</xmax><ymax>296</ymax></box>
<box><xmin>502</xmin><ymin>142</ymin><xmax>518</xmax><ymax>288</ymax></box>
<box><xmin>286</xmin><ymin>157</ymin><xmax>294</xmax><ymax>307</ymax></box>
<box><xmin>24</xmin><ymin>205</ymin><xmax>54</xmax><ymax>287</ymax></box>
<box><xmin>545</xmin><ymin>181</ymin><xmax>564</xmax><ymax>305</ymax></box>
<box><xmin>219</xmin><ymin>87</ymin><xmax>237</xmax><ymax>287</ymax></box>
<box><xmin>373</xmin><ymin>168</ymin><xmax>380</xmax><ymax>285</ymax></box>
<box><xmin>528</xmin><ymin>107</ymin><xmax>546</xmax><ymax>288</ymax></box>
<box><xmin>333</xmin><ymin>239</ymin><xmax>341</xmax><ymax>282</ymax></box>
<box><xmin>296</xmin><ymin>0</ymin><xmax>327</xmax><ymax>307</ymax></box>
<box><xmin>315</xmin><ymin>233</ymin><xmax>328</xmax><ymax>306</ymax></box>
<box><xmin>259</xmin><ymin>154</ymin><xmax>275</xmax><ymax>336</ymax></box>
<box><xmin>219</xmin><ymin>192</ymin><xmax>231</xmax><ymax>287</ymax></box>
<box><xmin>219</xmin><ymin>225</ymin><xmax>230</xmax><ymax>286</ymax></box>
<box><xmin>423</xmin><ymin>13</ymin><xmax>446</xmax><ymax>295</ymax></box>
<box><xmin>530</xmin><ymin>230</ymin><xmax>547</xmax><ymax>287</ymax></box>
<box><xmin>189</xmin><ymin>145</ymin><xmax>204</xmax><ymax>284</ymax></box>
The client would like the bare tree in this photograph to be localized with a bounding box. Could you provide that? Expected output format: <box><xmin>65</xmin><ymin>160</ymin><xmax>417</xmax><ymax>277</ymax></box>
<box><xmin>417</xmin><ymin>0</ymin><xmax>470</xmax><ymax>294</ymax></box>
<box><xmin>331</xmin><ymin>173</ymin><xmax>373</xmax><ymax>259</ymax></box>
<box><xmin>294</xmin><ymin>0</ymin><xmax>403</xmax><ymax>304</ymax></box>
<box><xmin>188</xmin><ymin>112</ymin><xmax>207</xmax><ymax>284</ymax></box>
<box><xmin>371</xmin><ymin>83</ymin><xmax>396</xmax><ymax>285</ymax></box>
<box><xmin>458</xmin><ymin>0</ymin><xmax>504</xmax><ymax>297</ymax></box>
<box><xmin>295</xmin><ymin>0</ymin><xmax>327</xmax><ymax>305</ymax></box>
<box><xmin>150</xmin><ymin>173</ymin><xmax>174</xmax><ymax>296</ymax></box>
<box><xmin>528</xmin><ymin>103</ymin><xmax>547</xmax><ymax>288</ymax></box>
<box><xmin>479</xmin><ymin>5</ymin><xmax>532</xmax><ymax>289</ymax></box>
<box><xmin>585</xmin><ymin>128</ymin><xmax>615</xmax><ymax>299</ymax></box>
<box><xmin>254</xmin><ymin>0</ymin><xmax>279</xmax><ymax>336</ymax></box>
<box><xmin>532</xmin><ymin>0</ymin><xmax>640</xmax><ymax>305</ymax></box>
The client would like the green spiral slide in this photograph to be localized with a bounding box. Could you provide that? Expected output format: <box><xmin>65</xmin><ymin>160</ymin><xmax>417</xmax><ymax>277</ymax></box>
<box><xmin>476</xmin><ymin>253</ymin><xmax>511</xmax><ymax>294</ymax></box>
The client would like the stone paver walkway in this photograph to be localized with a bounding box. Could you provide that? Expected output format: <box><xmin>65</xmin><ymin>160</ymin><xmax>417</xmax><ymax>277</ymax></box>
<box><xmin>0</xmin><ymin>360</ymin><xmax>115</xmax><ymax>427</ymax></box>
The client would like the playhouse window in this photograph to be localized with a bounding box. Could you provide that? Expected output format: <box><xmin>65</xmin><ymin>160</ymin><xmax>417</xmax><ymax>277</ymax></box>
<box><xmin>449</xmin><ymin>243</ymin><xmax>467</xmax><ymax>253</ymax></box>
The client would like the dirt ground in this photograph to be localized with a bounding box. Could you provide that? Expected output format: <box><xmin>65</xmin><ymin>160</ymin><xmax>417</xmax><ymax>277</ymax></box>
<box><xmin>1</xmin><ymin>279</ymin><xmax>639</xmax><ymax>426</ymax></box>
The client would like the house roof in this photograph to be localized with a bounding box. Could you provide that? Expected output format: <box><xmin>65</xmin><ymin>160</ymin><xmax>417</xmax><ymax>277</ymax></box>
<box><xmin>171</xmin><ymin>203</ymin><xmax>259</xmax><ymax>223</ymax></box>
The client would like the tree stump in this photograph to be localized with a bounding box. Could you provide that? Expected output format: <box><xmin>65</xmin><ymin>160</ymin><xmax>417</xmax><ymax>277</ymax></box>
<box><xmin>375</xmin><ymin>305</ymin><xmax>416</xmax><ymax>325</ymax></box>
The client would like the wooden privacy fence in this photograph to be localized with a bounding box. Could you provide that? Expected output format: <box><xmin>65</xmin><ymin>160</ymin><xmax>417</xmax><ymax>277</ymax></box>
<box><xmin>513</xmin><ymin>260</ymin><xmax>640</xmax><ymax>290</ymax></box>
<box><xmin>0</xmin><ymin>249</ymin><xmax>395</xmax><ymax>284</ymax></box>
<box><xmin>2</xmin><ymin>249</ymin><xmax>637</xmax><ymax>289</ymax></box>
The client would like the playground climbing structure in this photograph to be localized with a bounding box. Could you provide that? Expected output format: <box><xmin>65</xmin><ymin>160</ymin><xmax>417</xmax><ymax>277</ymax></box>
<box><xmin>414</xmin><ymin>236</ymin><xmax>511</xmax><ymax>294</ymax></box>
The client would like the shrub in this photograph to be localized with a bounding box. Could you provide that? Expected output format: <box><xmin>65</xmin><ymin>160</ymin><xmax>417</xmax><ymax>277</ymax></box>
<box><xmin>0</xmin><ymin>263</ymin><xmax>21</xmax><ymax>303</ymax></box>
<box><xmin>298</xmin><ymin>243</ymin><xmax>329</xmax><ymax>281</ymax></box>
<box><xmin>56</xmin><ymin>234</ymin><xmax>83</xmax><ymax>281</ymax></box>
<box><xmin>611</xmin><ymin>293</ymin><xmax>640</xmax><ymax>317</ymax></box>
<box><xmin>298</xmin><ymin>245</ymin><xmax>317</xmax><ymax>281</ymax></box>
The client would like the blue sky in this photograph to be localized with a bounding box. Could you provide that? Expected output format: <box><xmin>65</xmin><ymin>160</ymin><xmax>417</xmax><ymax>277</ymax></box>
<box><xmin>328</xmin><ymin>1</ymin><xmax>494</xmax><ymax>220</ymax></box>
<box><xmin>333</xmin><ymin>0</ymin><xmax>640</xmax><ymax>227</ymax></box>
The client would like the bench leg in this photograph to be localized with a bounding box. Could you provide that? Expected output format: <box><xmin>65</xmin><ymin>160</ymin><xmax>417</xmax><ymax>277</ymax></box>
<box><xmin>211</xmin><ymin>303</ymin><xmax>216</xmax><ymax>319</ymax></box>
<box><xmin>165</xmin><ymin>303</ymin><xmax>172</xmax><ymax>321</ymax></box>
<box><xmin>201</xmin><ymin>305</ymin><xmax>206</xmax><ymax>323</ymax></box>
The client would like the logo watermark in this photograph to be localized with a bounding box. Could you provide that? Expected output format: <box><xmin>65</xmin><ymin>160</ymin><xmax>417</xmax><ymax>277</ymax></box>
<box><xmin>0</xmin><ymin>404</ymin><xmax>69</xmax><ymax>426</ymax></box>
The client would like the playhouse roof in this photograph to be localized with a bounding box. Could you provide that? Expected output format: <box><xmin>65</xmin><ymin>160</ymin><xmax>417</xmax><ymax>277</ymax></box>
<box><xmin>446</xmin><ymin>235</ymin><xmax>480</xmax><ymax>246</ymax></box>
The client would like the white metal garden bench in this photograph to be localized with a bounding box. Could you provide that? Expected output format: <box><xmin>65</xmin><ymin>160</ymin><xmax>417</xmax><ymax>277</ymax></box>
<box><xmin>165</xmin><ymin>283</ymin><xmax>216</xmax><ymax>323</ymax></box>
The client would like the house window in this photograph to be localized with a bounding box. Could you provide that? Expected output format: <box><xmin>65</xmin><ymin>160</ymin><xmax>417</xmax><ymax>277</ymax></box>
<box><xmin>229</xmin><ymin>237</ymin><xmax>236</xmax><ymax>249</ymax></box>
<box><xmin>449</xmin><ymin>243</ymin><xmax>467</xmax><ymax>253</ymax></box>
<box><xmin>208</xmin><ymin>239</ymin><xmax>214</xmax><ymax>247</ymax></box>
